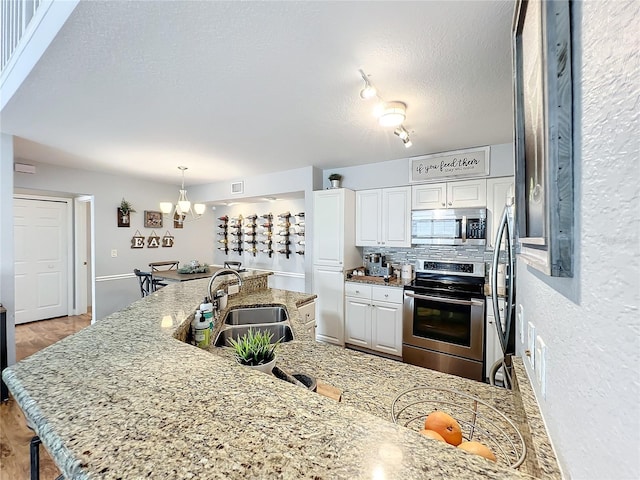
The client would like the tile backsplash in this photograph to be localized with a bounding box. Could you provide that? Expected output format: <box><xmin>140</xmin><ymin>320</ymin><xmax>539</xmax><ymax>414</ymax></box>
<box><xmin>363</xmin><ymin>245</ymin><xmax>499</xmax><ymax>274</ymax></box>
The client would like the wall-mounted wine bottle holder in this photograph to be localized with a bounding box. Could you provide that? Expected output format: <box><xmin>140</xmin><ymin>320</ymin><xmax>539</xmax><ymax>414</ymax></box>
<box><xmin>260</xmin><ymin>213</ymin><xmax>273</xmax><ymax>257</ymax></box>
<box><xmin>294</xmin><ymin>212</ymin><xmax>305</xmax><ymax>256</ymax></box>
<box><xmin>230</xmin><ymin>215</ymin><xmax>243</xmax><ymax>255</ymax></box>
<box><xmin>217</xmin><ymin>216</ymin><xmax>229</xmax><ymax>254</ymax></box>
<box><xmin>244</xmin><ymin>213</ymin><xmax>258</xmax><ymax>257</ymax></box>
<box><xmin>277</xmin><ymin>211</ymin><xmax>291</xmax><ymax>259</ymax></box>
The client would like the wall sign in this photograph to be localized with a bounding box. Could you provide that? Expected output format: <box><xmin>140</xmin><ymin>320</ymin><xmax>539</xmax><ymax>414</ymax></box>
<box><xmin>162</xmin><ymin>231</ymin><xmax>174</xmax><ymax>247</ymax></box>
<box><xmin>409</xmin><ymin>146</ymin><xmax>490</xmax><ymax>182</ymax></box>
<box><xmin>147</xmin><ymin>231</ymin><xmax>160</xmax><ymax>248</ymax></box>
<box><xmin>131</xmin><ymin>230</ymin><xmax>145</xmax><ymax>249</ymax></box>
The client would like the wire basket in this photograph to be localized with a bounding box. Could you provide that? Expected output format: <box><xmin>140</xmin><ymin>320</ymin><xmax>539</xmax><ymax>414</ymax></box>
<box><xmin>391</xmin><ymin>386</ymin><xmax>526</xmax><ymax>468</ymax></box>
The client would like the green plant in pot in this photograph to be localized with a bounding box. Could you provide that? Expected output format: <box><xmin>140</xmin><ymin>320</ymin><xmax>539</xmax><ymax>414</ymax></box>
<box><xmin>119</xmin><ymin>198</ymin><xmax>135</xmax><ymax>224</ymax></box>
<box><xmin>328</xmin><ymin>173</ymin><xmax>342</xmax><ymax>188</ymax></box>
<box><xmin>228</xmin><ymin>328</ymin><xmax>280</xmax><ymax>374</ymax></box>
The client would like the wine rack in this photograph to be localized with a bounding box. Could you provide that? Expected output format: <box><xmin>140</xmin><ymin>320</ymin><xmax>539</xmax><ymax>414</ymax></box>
<box><xmin>217</xmin><ymin>215</ymin><xmax>229</xmax><ymax>254</ymax></box>
<box><xmin>293</xmin><ymin>212</ymin><xmax>305</xmax><ymax>256</ymax></box>
<box><xmin>277</xmin><ymin>211</ymin><xmax>291</xmax><ymax>258</ymax></box>
<box><xmin>229</xmin><ymin>215</ymin><xmax>243</xmax><ymax>255</ymax></box>
<box><xmin>244</xmin><ymin>214</ymin><xmax>258</xmax><ymax>257</ymax></box>
<box><xmin>259</xmin><ymin>213</ymin><xmax>273</xmax><ymax>257</ymax></box>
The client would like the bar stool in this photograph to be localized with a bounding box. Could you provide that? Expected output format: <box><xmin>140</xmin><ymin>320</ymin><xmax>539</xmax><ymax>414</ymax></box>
<box><xmin>133</xmin><ymin>269</ymin><xmax>166</xmax><ymax>297</ymax></box>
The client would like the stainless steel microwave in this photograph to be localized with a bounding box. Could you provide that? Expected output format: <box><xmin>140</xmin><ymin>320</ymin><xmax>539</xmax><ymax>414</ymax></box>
<box><xmin>411</xmin><ymin>208</ymin><xmax>487</xmax><ymax>245</ymax></box>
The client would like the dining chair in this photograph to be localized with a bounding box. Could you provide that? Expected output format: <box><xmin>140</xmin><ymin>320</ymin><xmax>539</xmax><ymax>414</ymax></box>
<box><xmin>134</xmin><ymin>269</ymin><xmax>166</xmax><ymax>297</ymax></box>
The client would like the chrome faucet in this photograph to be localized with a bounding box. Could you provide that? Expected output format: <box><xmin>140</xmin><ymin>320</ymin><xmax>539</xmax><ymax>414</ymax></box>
<box><xmin>207</xmin><ymin>269</ymin><xmax>243</xmax><ymax>308</ymax></box>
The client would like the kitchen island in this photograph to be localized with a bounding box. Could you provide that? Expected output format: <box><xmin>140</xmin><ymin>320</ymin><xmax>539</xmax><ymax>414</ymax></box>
<box><xmin>3</xmin><ymin>271</ymin><xmax>559</xmax><ymax>479</ymax></box>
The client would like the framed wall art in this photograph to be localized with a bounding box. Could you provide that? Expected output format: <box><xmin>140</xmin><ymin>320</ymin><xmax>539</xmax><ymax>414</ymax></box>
<box><xmin>512</xmin><ymin>0</ymin><xmax>574</xmax><ymax>277</ymax></box>
<box><xmin>144</xmin><ymin>210</ymin><xmax>163</xmax><ymax>228</ymax></box>
<box><xmin>409</xmin><ymin>146</ymin><xmax>490</xmax><ymax>183</ymax></box>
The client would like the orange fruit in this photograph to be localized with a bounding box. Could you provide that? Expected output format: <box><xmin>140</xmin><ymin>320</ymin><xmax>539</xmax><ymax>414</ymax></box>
<box><xmin>419</xmin><ymin>429</ymin><xmax>446</xmax><ymax>443</ymax></box>
<box><xmin>458</xmin><ymin>441</ymin><xmax>497</xmax><ymax>462</ymax></box>
<box><xmin>424</xmin><ymin>411</ymin><xmax>463</xmax><ymax>446</ymax></box>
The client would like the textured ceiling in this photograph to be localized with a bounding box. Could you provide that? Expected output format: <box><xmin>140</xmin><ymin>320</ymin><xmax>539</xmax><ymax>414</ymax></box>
<box><xmin>2</xmin><ymin>1</ymin><xmax>515</xmax><ymax>185</ymax></box>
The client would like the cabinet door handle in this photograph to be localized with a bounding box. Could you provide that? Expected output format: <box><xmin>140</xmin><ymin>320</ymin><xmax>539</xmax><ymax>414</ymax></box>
<box><xmin>448</xmin><ymin>201</ymin><xmax>452</xmax><ymax>206</ymax></box>
<box><xmin>441</xmin><ymin>202</ymin><xmax>446</xmax><ymax>207</ymax></box>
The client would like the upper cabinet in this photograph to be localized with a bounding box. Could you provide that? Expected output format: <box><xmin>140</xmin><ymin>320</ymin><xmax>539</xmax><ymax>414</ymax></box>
<box><xmin>486</xmin><ymin>176</ymin><xmax>515</xmax><ymax>249</ymax></box>
<box><xmin>356</xmin><ymin>186</ymin><xmax>411</xmax><ymax>248</ymax></box>
<box><xmin>412</xmin><ymin>179</ymin><xmax>487</xmax><ymax>210</ymax></box>
<box><xmin>313</xmin><ymin>188</ymin><xmax>360</xmax><ymax>268</ymax></box>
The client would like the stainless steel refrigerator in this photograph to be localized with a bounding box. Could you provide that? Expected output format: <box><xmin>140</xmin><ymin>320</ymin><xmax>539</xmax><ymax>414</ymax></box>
<box><xmin>489</xmin><ymin>193</ymin><xmax>517</xmax><ymax>387</ymax></box>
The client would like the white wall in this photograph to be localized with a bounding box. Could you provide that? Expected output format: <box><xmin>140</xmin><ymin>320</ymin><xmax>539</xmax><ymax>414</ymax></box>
<box><xmin>190</xmin><ymin>165</ymin><xmax>322</xmax><ymax>292</ymax></box>
<box><xmin>322</xmin><ymin>142</ymin><xmax>514</xmax><ymax>190</ymax></box>
<box><xmin>13</xmin><ymin>161</ymin><xmax>214</xmax><ymax>320</ymax></box>
<box><xmin>515</xmin><ymin>2</ymin><xmax>640</xmax><ymax>478</ymax></box>
<box><xmin>0</xmin><ymin>135</ymin><xmax>16</xmax><ymax>366</ymax></box>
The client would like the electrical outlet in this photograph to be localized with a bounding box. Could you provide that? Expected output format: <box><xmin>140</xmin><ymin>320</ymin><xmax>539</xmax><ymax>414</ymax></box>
<box><xmin>228</xmin><ymin>284</ymin><xmax>240</xmax><ymax>295</ymax></box>
<box><xmin>527</xmin><ymin>322</ymin><xmax>536</xmax><ymax>369</ymax></box>
<box><xmin>111</xmin><ymin>249</ymin><xmax>118</xmax><ymax>258</ymax></box>
<box><xmin>535</xmin><ymin>336</ymin><xmax>547</xmax><ymax>398</ymax></box>
<box><xmin>517</xmin><ymin>304</ymin><xmax>524</xmax><ymax>344</ymax></box>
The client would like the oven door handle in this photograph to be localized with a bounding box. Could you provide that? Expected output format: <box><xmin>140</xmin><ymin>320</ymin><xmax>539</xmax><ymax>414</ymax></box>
<box><xmin>404</xmin><ymin>291</ymin><xmax>483</xmax><ymax>307</ymax></box>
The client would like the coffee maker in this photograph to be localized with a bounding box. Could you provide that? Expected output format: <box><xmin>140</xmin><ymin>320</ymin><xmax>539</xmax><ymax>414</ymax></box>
<box><xmin>364</xmin><ymin>253</ymin><xmax>393</xmax><ymax>277</ymax></box>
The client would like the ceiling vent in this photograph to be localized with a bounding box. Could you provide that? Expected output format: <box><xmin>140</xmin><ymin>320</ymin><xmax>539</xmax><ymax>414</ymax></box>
<box><xmin>230</xmin><ymin>181</ymin><xmax>244</xmax><ymax>195</ymax></box>
<box><xmin>14</xmin><ymin>163</ymin><xmax>36</xmax><ymax>174</ymax></box>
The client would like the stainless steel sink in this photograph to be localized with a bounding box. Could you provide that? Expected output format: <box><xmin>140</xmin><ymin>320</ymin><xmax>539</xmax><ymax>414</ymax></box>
<box><xmin>214</xmin><ymin>324</ymin><xmax>294</xmax><ymax>347</ymax></box>
<box><xmin>223</xmin><ymin>306</ymin><xmax>288</xmax><ymax>325</ymax></box>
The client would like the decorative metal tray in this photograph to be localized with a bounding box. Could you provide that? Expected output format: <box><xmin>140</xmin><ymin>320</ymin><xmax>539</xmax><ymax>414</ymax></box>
<box><xmin>391</xmin><ymin>386</ymin><xmax>526</xmax><ymax>468</ymax></box>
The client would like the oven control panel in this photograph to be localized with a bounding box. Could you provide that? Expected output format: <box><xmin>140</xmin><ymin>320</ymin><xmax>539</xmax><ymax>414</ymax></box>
<box><xmin>415</xmin><ymin>260</ymin><xmax>484</xmax><ymax>277</ymax></box>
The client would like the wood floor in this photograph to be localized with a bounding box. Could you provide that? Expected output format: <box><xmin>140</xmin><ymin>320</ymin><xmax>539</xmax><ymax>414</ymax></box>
<box><xmin>1</xmin><ymin>313</ymin><xmax>91</xmax><ymax>480</ymax></box>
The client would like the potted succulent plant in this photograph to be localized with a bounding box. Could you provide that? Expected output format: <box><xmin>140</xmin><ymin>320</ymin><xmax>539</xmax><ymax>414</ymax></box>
<box><xmin>328</xmin><ymin>173</ymin><xmax>342</xmax><ymax>189</ymax></box>
<box><xmin>228</xmin><ymin>328</ymin><xmax>280</xmax><ymax>374</ymax></box>
<box><xmin>118</xmin><ymin>198</ymin><xmax>136</xmax><ymax>226</ymax></box>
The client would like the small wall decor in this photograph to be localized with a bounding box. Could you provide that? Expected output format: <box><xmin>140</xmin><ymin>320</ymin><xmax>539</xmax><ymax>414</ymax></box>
<box><xmin>162</xmin><ymin>231</ymin><xmax>174</xmax><ymax>248</ymax></box>
<box><xmin>513</xmin><ymin>0</ymin><xmax>574</xmax><ymax>277</ymax></box>
<box><xmin>173</xmin><ymin>211</ymin><xmax>185</xmax><ymax>229</ymax></box>
<box><xmin>147</xmin><ymin>231</ymin><xmax>161</xmax><ymax>248</ymax></box>
<box><xmin>409</xmin><ymin>146</ymin><xmax>490</xmax><ymax>183</ymax></box>
<box><xmin>131</xmin><ymin>230</ymin><xmax>145</xmax><ymax>248</ymax></box>
<box><xmin>144</xmin><ymin>210</ymin><xmax>163</xmax><ymax>228</ymax></box>
<box><xmin>118</xmin><ymin>198</ymin><xmax>135</xmax><ymax>227</ymax></box>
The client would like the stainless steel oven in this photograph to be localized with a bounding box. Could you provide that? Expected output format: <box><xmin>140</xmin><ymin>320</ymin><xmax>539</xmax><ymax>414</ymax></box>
<box><xmin>403</xmin><ymin>260</ymin><xmax>485</xmax><ymax>381</ymax></box>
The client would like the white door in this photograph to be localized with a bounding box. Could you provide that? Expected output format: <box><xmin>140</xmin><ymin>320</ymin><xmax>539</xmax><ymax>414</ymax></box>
<box><xmin>355</xmin><ymin>189</ymin><xmax>381</xmax><ymax>246</ymax></box>
<box><xmin>14</xmin><ymin>198</ymin><xmax>70</xmax><ymax>324</ymax></box>
<box><xmin>313</xmin><ymin>190</ymin><xmax>344</xmax><ymax>266</ymax></box>
<box><xmin>345</xmin><ymin>297</ymin><xmax>371</xmax><ymax>347</ymax></box>
<box><xmin>371</xmin><ymin>301</ymin><xmax>403</xmax><ymax>357</ymax></box>
<box><xmin>382</xmin><ymin>186</ymin><xmax>412</xmax><ymax>247</ymax></box>
<box><xmin>313</xmin><ymin>266</ymin><xmax>345</xmax><ymax>345</ymax></box>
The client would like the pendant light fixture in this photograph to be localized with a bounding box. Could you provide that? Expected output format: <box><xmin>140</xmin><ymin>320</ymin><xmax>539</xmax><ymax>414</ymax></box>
<box><xmin>160</xmin><ymin>166</ymin><xmax>206</xmax><ymax>223</ymax></box>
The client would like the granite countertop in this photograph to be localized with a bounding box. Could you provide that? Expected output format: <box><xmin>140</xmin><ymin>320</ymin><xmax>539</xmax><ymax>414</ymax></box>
<box><xmin>3</xmin><ymin>270</ymin><xmax>559</xmax><ymax>479</ymax></box>
<box><xmin>345</xmin><ymin>273</ymin><xmax>412</xmax><ymax>288</ymax></box>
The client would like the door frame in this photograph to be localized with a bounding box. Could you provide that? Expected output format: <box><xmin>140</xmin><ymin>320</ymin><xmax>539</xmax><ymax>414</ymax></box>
<box><xmin>74</xmin><ymin>195</ymin><xmax>95</xmax><ymax>319</ymax></box>
<box><xmin>13</xmin><ymin>194</ymin><xmax>74</xmax><ymax>321</ymax></box>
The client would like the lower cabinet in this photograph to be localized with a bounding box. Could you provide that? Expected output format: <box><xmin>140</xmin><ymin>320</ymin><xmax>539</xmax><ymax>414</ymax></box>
<box><xmin>485</xmin><ymin>296</ymin><xmax>506</xmax><ymax>383</ymax></box>
<box><xmin>345</xmin><ymin>283</ymin><xmax>403</xmax><ymax>357</ymax></box>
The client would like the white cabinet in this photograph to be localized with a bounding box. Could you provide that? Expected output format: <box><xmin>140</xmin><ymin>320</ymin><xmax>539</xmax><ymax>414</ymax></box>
<box><xmin>313</xmin><ymin>188</ymin><xmax>360</xmax><ymax>268</ymax></box>
<box><xmin>345</xmin><ymin>283</ymin><xmax>403</xmax><ymax>357</ymax></box>
<box><xmin>486</xmin><ymin>177</ymin><xmax>515</xmax><ymax>249</ymax></box>
<box><xmin>412</xmin><ymin>179</ymin><xmax>487</xmax><ymax>209</ymax></box>
<box><xmin>314</xmin><ymin>267</ymin><xmax>346</xmax><ymax>345</ymax></box>
<box><xmin>356</xmin><ymin>186</ymin><xmax>411</xmax><ymax>247</ymax></box>
<box><xmin>485</xmin><ymin>297</ymin><xmax>506</xmax><ymax>383</ymax></box>
<box><xmin>298</xmin><ymin>301</ymin><xmax>317</xmax><ymax>339</ymax></box>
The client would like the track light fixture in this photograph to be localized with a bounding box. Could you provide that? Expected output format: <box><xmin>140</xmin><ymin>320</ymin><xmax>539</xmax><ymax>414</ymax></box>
<box><xmin>394</xmin><ymin>125</ymin><xmax>413</xmax><ymax>148</ymax></box>
<box><xmin>358</xmin><ymin>69</ymin><xmax>377</xmax><ymax>99</ymax></box>
<box><xmin>358</xmin><ymin>69</ymin><xmax>413</xmax><ymax>148</ymax></box>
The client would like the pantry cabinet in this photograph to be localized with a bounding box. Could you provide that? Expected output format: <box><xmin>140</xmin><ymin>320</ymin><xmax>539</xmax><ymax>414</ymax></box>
<box><xmin>355</xmin><ymin>186</ymin><xmax>411</xmax><ymax>247</ymax></box>
<box><xmin>485</xmin><ymin>297</ymin><xmax>506</xmax><ymax>383</ymax></box>
<box><xmin>412</xmin><ymin>179</ymin><xmax>487</xmax><ymax>210</ymax></box>
<box><xmin>345</xmin><ymin>283</ymin><xmax>403</xmax><ymax>357</ymax></box>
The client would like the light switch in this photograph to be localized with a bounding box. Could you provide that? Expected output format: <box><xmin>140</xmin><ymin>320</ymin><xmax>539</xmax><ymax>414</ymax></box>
<box><xmin>111</xmin><ymin>249</ymin><xmax>118</xmax><ymax>258</ymax></box>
